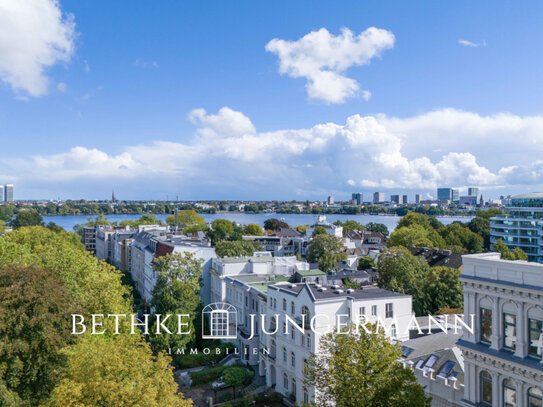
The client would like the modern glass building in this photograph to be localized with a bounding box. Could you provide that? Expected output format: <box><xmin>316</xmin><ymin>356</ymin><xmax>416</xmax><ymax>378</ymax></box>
<box><xmin>490</xmin><ymin>193</ymin><xmax>543</xmax><ymax>262</ymax></box>
<box><xmin>4</xmin><ymin>184</ymin><xmax>13</xmax><ymax>202</ymax></box>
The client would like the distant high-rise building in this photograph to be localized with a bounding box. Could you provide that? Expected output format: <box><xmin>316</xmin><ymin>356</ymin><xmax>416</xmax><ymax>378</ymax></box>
<box><xmin>327</xmin><ymin>196</ymin><xmax>334</xmax><ymax>205</ymax></box>
<box><xmin>401</xmin><ymin>195</ymin><xmax>408</xmax><ymax>204</ymax></box>
<box><xmin>4</xmin><ymin>184</ymin><xmax>13</xmax><ymax>202</ymax></box>
<box><xmin>351</xmin><ymin>193</ymin><xmax>362</xmax><ymax>205</ymax></box>
<box><xmin>437</xmin><ymin>188</ymin><xmax>453</xmax><ymax>202</ymax></box>
<box><xmin>452</xmin><ymin>189</ymin><xmax>459</xmax><ymax>203</ymax></box>
<box><xmin>468</xmin><ymin>187</ymin><xmax>479</xmax><ymax>197</ymax></box>
<box><xmin>415</xmin><ymin>194</ymin><xmax>422</xmax><ymax>204</ymax></box>
<box><xmin>373</xmin><ymin>192</ymin><xmax>385</xmax><ymax>204</ymax></box>
<box><xmin>0</xmin><ymin>185</ymin><xmax>4</xmax><ymax>203</ymax></box>
<box><xmin>390</xmin><ymin>194</ymin><xmax>400</xmax><ymax>204</ymax></box>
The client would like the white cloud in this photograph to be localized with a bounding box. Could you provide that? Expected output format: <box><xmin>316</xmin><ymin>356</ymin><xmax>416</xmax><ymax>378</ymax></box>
<box><xmin>266</xmin><ymin>27</ymin><xmax>394</xmax><ymax>104</ymax></box>
<box><xmin>0</xmin><ymin>0</ymin><xmax>76</xmax><ymax>97</ymax></box>
<box><xmin>459</xmin><ymin>39</ymin><xmax>486</xmax><ymax>47</ymax></box>
<box><xmin>57</xmin><ymin>82</ymin><xmax>67</xmax><ymax>92</ymax></box>
<box><xmin>135</xmin><ymin>58</ymin><xmax>159</xmax><ymax>69</ymax></box>
<box><xmin>9</xmin><ymin>107</ymin><xmax>543</xmax><ymax>199</ymax></box>
<box><xmin>83</xmin><ymin>59</ymin><xmax>90</xmax><ymax>72</ymax></box>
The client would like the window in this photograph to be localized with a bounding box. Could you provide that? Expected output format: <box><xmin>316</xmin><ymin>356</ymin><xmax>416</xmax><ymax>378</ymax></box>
<box><xmin>291</xmin><ymin>379</ymin><xmax>296</xmax><ymax>399</ymax></box>
<box><xmin>303</xmin><ymin>388</ymin><xmax>309</xmax><ymax>404</ymax></box>
<box><xmin>480</xmin><ymin>308</ymin><xmax>492</xmax><ymax>344</ymax></box>
<box><xmin>307</xmin><ymin>333</ymin><xmax>311</xmax><ymax>348</ymax></box>
<box><xmin>301</xmin><ymin>306</ymin><xmax>310</xmax><ymax>322</ymax></box>
<box><xmin>246</xmin><ymin>296</ymin><xmax>248</xmax><ymax>306</ymax></box>
<box><xmin>291</xmin><ymin>330</ymin><xmax>295</xmax><ymax>341</ymax></box>
<box><xmin>504</xmin><ymin>313</ymin><xmax>517</xmax><ymax>351</ymax></box>
<box><xmin>371</xmin><ymin>305</ymin><xmax>377</xmax><ymax>316</ymax></box>
<box><xmin>437</xmin><ymin>361</ymin><xmax>455</xmax><ymax>379</ymax></box>
<box><xmin>291</xmin><ymin>352</ymin><xmax>296</xmax><ymax>367</ymax></box>
<box><xmin>503</xmin><ymin>378</ymin><xmax>516</xmax><ymax>407</ymax></box>
<box><xmin>528</xmin><ymin>387</ymin><xmax>542</xmax><ymax>407</ymax></box>
<box><xmin>283</xmin><ymin>299</ymin><xmax>287</xmax><ymax>311</ymax></box>
<box><xmin>291</xmin><ymin>301</ymin><xmax>295</xmax><ymax>314</ymax></box>
<box><xmin>528</xmin><ymin>318</ymin><xmax>542</xmax><ymax>359</ymax></box>
<box><xmin>480</xmin><ymin>371</ymin><xmax>492</xmax><ymax>406</ymax></box>
<box><xmin>385</xmin><ymin>303</ymin><xmax>393</xmax><ymax>318</ymax></box>
<box><xmin>283</xmin><ymin>373</ymin><xmax>288</xmax><ymax>389</ymax></box>
<box><xmin>283</xmin><ymin>347</ymin><xmax>287</xmax><ymax>362</ymax></box>
<box><xmin>390</xmin><ymin>323</ymin><xmax>396</xmax><ymax>338</ymax></box>
<box><xmin>359</xmin><ymin>306</ymin><xmax>365</xmax><ymax>316</ymax></box>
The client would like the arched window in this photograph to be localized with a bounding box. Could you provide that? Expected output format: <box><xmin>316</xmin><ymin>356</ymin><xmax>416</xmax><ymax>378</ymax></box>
<box><xmin>503</xmin><ymin>378</ymin><xmax>516</xmax><ymax>407</ymax></box>
<box><xmin>528</xmin><ymin>387</ymin><xmax>542</xmax><ymax>407</ymax></box>
<box><xmin>282</xmin><ymin>299</ymin><xmax>287</xmax><ymax>311</ymax></box>
<box><xmin>283</xmin><ymin>347</ymin><xmax>287</xmax><ymax>362</ymax></box>
<box><xmin>307</xmin><ymin>332</ymin><xmax>311</xmax><ymax>348</ymax></box>
<box><xmin>291</xmin><ymin>301</ymin><xmax>295</xmax><ymax>314</ymax></box>
<box><xmin>480</xmin><ymin>370</ymin><xmax>492</xmax><ymax>406</ymax></box>
<box><xmin>291</xmin><ymin>351</ymin><xmax>296</xmax><ymax>367</ymax></box>
<box><xmin>291</xmin><ymin>378</ymin><xmax>297</xmax><ymax>399</ymax></box>
<box><xmin>283</xmin><ymin>373</ymin><xmax>288</xmax><ymax>390</ymax></box>
<box><xmin>303</xmin><ymin>387</ymin><xmax>309</xmax><ymax>403</ymax></box>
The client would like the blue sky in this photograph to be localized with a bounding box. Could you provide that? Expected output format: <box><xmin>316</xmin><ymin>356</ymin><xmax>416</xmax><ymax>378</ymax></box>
<box><xmin>2</xmin><ymin>0</ymin><xmax>543</xmax><ymax>200</ymax></box>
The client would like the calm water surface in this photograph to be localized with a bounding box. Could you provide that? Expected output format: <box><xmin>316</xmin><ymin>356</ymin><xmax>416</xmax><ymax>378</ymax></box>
<box><xmin>44</xmin><ymin>213</ymin><xmax>473</xmax><ymax>232</ymax></box>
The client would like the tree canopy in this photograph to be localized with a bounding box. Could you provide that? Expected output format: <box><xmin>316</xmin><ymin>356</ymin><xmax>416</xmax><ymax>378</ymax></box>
<box><xmin>10</xmin><ymin>209</ymin><xmax>44</xmax><ymax>229</ymax></box>
<box><xmin>214</xmin><ymin>240</ymin><xmax>262</xmax><ymax>258</ymax></box>
<box><xmin>0</xmin><ymin>264</ymin><xmax>76</xmax><ymax>405</ymax></box>
<box><xmin>307</xmin><ymin>234</ymin><xmax>346</xmax><ymax>272</ymax></box>
<box><xmin>416</xmin><ymin>266</ymin><xmax>463</xmax><ymax>315</ymax></box>
<box><xmin>365</xmin><ymin>222</ymin><xmax>389</xmax><ymax>237</ymax></box>
<box><xmin>46</xmin><ymin>335</ymin><xmax>192</xmax><ymax>407</ymax></box>
<box><xmin>243</xmin><ymin>223</ymin><xmax>263</xmax><ymax>236</ymax></box>
<box><xmin>166</xmin><ymin>210</ymin><xmax>206</xmax><ymax>229</ymax></box>
<box><xmin>264</xmin><ymin>218</ymin><xmax>289</xmax><ymax>231</ymax></box>
<box><xmin>492</xmin><ymin>238</ymin><xmax>528</xmax><ymax>260</ymax></box>
<box><xmin>304</xmin><ymin>324</ymin><xmax>430</xmax><ymax>407</ymax></box>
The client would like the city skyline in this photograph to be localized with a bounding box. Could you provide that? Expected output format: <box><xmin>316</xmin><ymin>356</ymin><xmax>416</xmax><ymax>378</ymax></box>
<box><xmin>3</xmin><ymin>1</ymin><xmax>543</xmax><ymax>200</ymax></box>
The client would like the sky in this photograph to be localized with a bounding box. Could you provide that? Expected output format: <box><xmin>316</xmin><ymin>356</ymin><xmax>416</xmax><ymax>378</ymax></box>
<box><xmin>2</xmin><ymin>0</ymin><xmax>543</xmax><ymax>201</ymax></box>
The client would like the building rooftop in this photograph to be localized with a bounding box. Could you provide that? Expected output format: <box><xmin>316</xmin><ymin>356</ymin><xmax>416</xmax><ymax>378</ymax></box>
<box><xmin>269</xmin><ymin>282</ymin><xmax>410</xmax><ymax>301</ymax></box>
<box><xmin>511</xmin><ymin>192</ymin><xmax>543</xmax><ymax>200</ymax></box>
<box><xmin>296</xmin><ymin>269</ymin><xmax>326</xmax><ymax>276</ymax></box>
<box><xmin>220</xmin><ymin>256</ymin><xmax>275</xmax><ymax>264</ymax></box>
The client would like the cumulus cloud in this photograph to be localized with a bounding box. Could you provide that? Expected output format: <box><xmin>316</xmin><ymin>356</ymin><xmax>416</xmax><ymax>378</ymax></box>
<box><xmin>459</xmin><ymin>39</ymin><xmax>486</xmax><ymax>47</ymax></box>
<box><xmin>8</xmin><ymin>107</ymin><xmax>543</xmax><ymax>199</ymax></box>
<box><xmin>0</xmin><ymin>0</ymin><xmax>76</xmax><ymax>97</ymax></box>
<box><xmin>266</xmin><ymin>27</ymin><xmax>394</xmax><ymax>104</ymax></box>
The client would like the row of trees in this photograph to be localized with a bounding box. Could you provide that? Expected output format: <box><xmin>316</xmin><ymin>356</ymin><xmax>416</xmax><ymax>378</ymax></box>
<box><xmin>0</xmin><ymin>226</ymin><xmax>192</xmax><ymax>406</ymax></box>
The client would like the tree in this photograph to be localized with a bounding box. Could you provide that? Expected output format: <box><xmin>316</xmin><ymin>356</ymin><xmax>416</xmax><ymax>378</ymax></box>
<box><xmin>264</xmin><ymin>218</ymin><xmax>289</xmax><ymax>231</ymax></box>
<box><xmin>214</xmin><ymin>240</ymin><xmax>262</xmax><ymax>258</ymax></box>
<box><xmin>387</xmin><ymin>225</ymin><xmax>444</xmax><ymax>250</ymax></box>
<box><xmin>357</xmin><ymin>256</ymin><xmax>376</xmax><ymax>270</ymax></box>
<box><xmin>304</xmin><ymin>324</ymin><xmax>430</xmax><ymax>407</ymax></box>
<box><xmin>0</xmin><ymin>226</ymin><xmax>131</xmax><ymax>315</ymax></box>
<box><xmin>364</xmin><ymin>222</ymin><xmax>389</xmax><ymax>237</ymax></box>
<box><xmin>307</xmin><ymin>235</ymin><xmax>346</xmax><ymax>272</ymax></box>
<box><xmin>46</xmin><ymin>335</ymin><xmax>192</xmax><ymax>407</ymax></box>
<box><xmin>492</xmin><ymin>239</ymin><xmax>528</xmax><ymax>260</ymax></box>
<box><xmin>207</xmin><ymin>218</ymin><xmax>235</xmax><ymax>244</ymax></box>
<box><xmin>377</xmin><ymin>247</ymin><xmax>429</xmax><ymax>309</ymax></box>
<box><xmin>149</xmin><ymin>253</ymin><xmax>203</xmax><ymax>353</ymax></box>
<box><xmin>46</xmin><ymin>222</ymin><xmax>64</xmax><ymax>233</ymax></box>
<box><xmin>475</xmin><ymin>208</ymin><xmax>503</xmax><ymax>220</ymax></box>
<box><xmin>244</xmin><ymin>223</ymin><xmax>263</xmax><ymax>236</ymax></box>
<box><xmin>0</xmin><ymin>264</ymin><xmax>75</xmax><ymax>405</ymax></box>
<box><xmin>468</xmin><ymin>216</ymin><xmax>491</xmax><ymax>250</ymax></box>
<box><xmin>166</xmin><ymin>209</ymin><xmax>206</xmax><ymax>229</ymax></box>
<box><xmin>416</xmin><ymin>266</ymin><xmax>463</xmax><ymax>315</ymax></box>
<box><xmin>312</xmin><ymin>226</ymin><xmax>327</xmax><ymax>236</ymax></box>
<box><xmin>10</xmin><ymin>209</ymin><xmax>44</xmax><ymax>229</ymax></box>
<box><xmin>440</xmin><ymin>222</ymin><xmax>483</xmax><ymax>253</ymax></box>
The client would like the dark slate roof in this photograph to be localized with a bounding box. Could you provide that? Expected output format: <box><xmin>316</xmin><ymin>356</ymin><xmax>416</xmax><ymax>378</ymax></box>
<box><xmin>276</xmin><ymin>228</ymin><xmax>304</xmax><ymax>238</ymax></box>
<box><xmin>410</xmin><ymin>248</ymin><xmax>463</xmax><ymax>269</ymax></box>
<box><xmin>402</xmin><ymin>330</ymin><xmax>464</xmax><ymax>384</ymax></box>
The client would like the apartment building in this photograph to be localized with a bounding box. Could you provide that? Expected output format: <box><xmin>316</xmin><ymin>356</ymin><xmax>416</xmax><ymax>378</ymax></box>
<box><xmin>458</xmin><ymin>253</ymin><xmax>543</xmax><ymax>407</ymax></box>
<box><xmin>130</xmin><ymin>227</ymin><xmax>216</xmax><ymax>304</ymax></box>
<box><xmin>490</xmin><ymin>193</ymin><xmax>543</xmax><ymax>263</ymax></box>
<box><xmin>305</xmin><ymin>215</ymin><xmax>343</xmax><ymax>238</ymax></box>
<box><xmin>263</xmin><ymin>283</ymin><xmax>412</xmax><ymax>404</ymax></box>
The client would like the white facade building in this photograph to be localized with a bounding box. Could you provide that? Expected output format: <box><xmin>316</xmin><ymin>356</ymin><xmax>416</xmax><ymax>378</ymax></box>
<box><xmin>458</xmin><ymin>253</ymin><xmax>543</xmax><ymax>407</ymax></box>
<box><xmin>305</xmin><ymin>215</ymin><xmax>343</xmax><ymax>238</ymax></box>
<box><xmin>262</xmin><ymin>283</ymin><xmax>412</xmax><ymax>404</ymax></box>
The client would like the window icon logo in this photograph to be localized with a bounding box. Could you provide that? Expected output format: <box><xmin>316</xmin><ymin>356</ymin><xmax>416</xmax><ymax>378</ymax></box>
<box><xmin>202</xmin><ymin>302</ymin><xmax>237</xmax><ymax>340</ymax></box>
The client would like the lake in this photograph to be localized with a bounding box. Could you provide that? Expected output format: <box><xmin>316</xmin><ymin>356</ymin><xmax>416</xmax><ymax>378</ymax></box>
<box><xmin>43</xmin><ymin>213</ymin><xmax>473</xmax><ymax>232</ymax></box>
